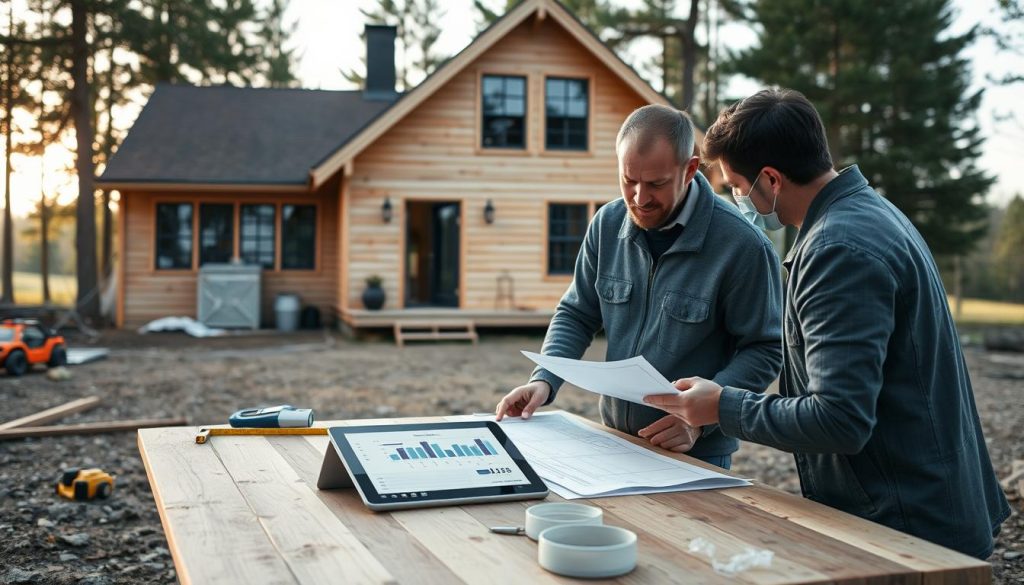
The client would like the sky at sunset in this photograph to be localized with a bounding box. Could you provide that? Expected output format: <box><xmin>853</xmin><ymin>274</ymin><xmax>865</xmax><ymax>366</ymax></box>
<box><xmin>3</xmin><ymin>0</ymin><xmax>1023</xmax><ymax>218</ymax></box>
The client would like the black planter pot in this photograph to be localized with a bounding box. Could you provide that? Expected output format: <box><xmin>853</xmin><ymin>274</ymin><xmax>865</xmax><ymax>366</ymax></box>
<box><xmin>362</xmin><ymin>285</ymin><xmax>386</xmax><ymax>311</ymax></box>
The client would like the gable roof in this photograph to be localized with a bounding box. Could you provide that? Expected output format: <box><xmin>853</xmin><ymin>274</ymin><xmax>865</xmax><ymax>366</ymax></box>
<box><xmin>97</xmin><ymin>84</ymin><xmax>393</xmax><ymax>189</ymax></box>
<box><xmin>309</xmin><ymin>0</ymin><xmax>671</xmax><ymax>187</ymax></box>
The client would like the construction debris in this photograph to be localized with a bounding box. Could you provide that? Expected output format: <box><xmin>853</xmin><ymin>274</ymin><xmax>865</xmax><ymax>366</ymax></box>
<box><xmin>0</xmin><ymin>418</ymin><xmax>188</xmax><ymax>441</ymax></box>
<box><xmin>0</xmin><ymin>397</ymin><xmax>101</xmax><ymax>431</ymax></box>
<box><xmin>45</xmin><ymin>366</ymin><xmax>72</xmax><ymax>381</ymax></box>
<box><xmin>66</xmin><ymin>348</ymin><xmax>110</xmax><ymax>365</ymax></box>
<box><xmin>1002</xmin><ymin>460</ymin><xmax>1024</xmax><ymax>501</ymax></box>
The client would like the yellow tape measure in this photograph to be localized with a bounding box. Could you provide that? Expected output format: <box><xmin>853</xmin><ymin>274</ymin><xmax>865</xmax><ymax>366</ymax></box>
<box><xmin>196</xmin><ymin>427</ymin><xmax>329</xmax><ymax>444</ymax></box>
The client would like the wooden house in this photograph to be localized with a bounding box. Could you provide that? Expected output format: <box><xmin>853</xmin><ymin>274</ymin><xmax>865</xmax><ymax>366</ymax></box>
<box><xmin>98</xmin><ymin>0</ymin><xmax>710</xmax><ymax>331</ymax></box>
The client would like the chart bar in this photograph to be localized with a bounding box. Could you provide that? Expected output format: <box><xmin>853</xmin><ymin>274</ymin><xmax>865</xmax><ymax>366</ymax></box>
<box><xmin>469</xmin><ymin>446</ymin><xmax>483</xmax><ymax>456</ymax></box>
<box><xmin>444</xmin><ymin>450</ymin><xmax>456</xmax><ymax>457</ymax></box>
<box><xmin>415</xmin><ymin>447</ymin><xmax>428</xmax><ymax>459</ymax></box>
<box><xmin>431</xmin><ymin>443</ymin><xmax>446</xmax><ymax>458</ymax></box>
<box><xmin>453</xmin><ymin>444</ymin><xmax>465</xmax><ymax>456</ymax></box>
<box><xmin>474</xmin><ymin>439</ymin><xmax>491</xmax><ymax>456</ymax></box>
<box><xmin>396</xmin><ymin>448</ymin><xmax>409</xmax><ymax>460</ymax></box>
<box><xmin>390</xmin><ymin>454</ymin><xmax>400</xmax><ymax>461</ymax></box>
<box><xmin>483</xmin><ymin>440</ymin><xmax>498</xmax><ymax>455</ymax></box>
<box><xmin>419</xmin><ymin>442</ymin><xmax>436</xmax><ymax>458</ymax></box>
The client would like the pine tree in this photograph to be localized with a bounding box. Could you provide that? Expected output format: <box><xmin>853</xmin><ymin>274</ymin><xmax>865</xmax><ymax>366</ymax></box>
<box><xmin>5</xmin><ymin>0</ymin><xmax>298</xmax><ymax>320</ymax></box>
<box><xmin>994</xmin><ymin>195</ymin><xmax>1024</xmax><ymax>300</ymax></box>
<box><xmin>725</xmin><ymin>0</ymin><xmax>993</xmax><ymax>256</ymax></box>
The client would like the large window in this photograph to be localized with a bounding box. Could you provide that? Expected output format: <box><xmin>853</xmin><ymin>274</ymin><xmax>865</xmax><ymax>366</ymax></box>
<box><xmin>199</xmin><ymin>204</ymin><xmax>234</xmax><ymax>265</ymax></box>
<box><xmin>155</xmin><ymin>203</ymin><xmax>193</xmax><ymax>269</ymax></box>
<box><xmin>481</xmin><ymin>75</ymin><xmax>526</xmax><ymax>149</ymax></box>
<box><xmin>282</xmin><ymin>204</ymin><xmax>316</xmax><ymax>269</ymax></box>
<box><xmin>545</xmin><ymin>77</ymin><xmax>588</xmax><ymax>151</ymax></box>
<box><xmin>240</xmin><ymin>204</ymin><xmax>276</xmax><ymax>269</ymax></box>
<box><xmin>548</xmin><ymin>203</ymin><xmax>588</xmax><ymax>275</ymax></box>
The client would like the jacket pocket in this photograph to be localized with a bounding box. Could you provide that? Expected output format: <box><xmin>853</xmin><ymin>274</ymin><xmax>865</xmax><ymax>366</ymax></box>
<box><xmin>595</xmin><ymin>275</ymin><xmax>632</xmax><ymax>304</ymax></box>
<box><xmin>807</xmin><ymin>453</ymin><xmax>879</xmax><ymax>519</ymax></box>
<box><xmin>658</xmin><ymin>291</ymin><xmax>711</xmax><ymax>356</ymax></box>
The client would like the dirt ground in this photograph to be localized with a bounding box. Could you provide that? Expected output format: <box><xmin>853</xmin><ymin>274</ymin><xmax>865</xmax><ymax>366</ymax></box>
<box><xmin>0</xmin><ymin>329</ymin><xmax>1021</xmax><ymax>584</ymax></box>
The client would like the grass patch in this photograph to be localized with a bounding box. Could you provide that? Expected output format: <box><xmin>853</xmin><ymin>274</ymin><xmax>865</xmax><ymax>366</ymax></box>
<box><xmin>948</xmin><ymin>296</ymin><xmax>1024</xmax><ymax>326</ymax></box>
<box><xmin>11</xmin><ymin>271</ymin><xmax>77</xmax><ymax>306</ymax></box>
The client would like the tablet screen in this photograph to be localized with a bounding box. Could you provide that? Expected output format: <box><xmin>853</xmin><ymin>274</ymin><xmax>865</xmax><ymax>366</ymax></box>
<box><xmin>344</xmin><ymin>426</ymin><xmax>532</xmax><ymax>494</ymax></box>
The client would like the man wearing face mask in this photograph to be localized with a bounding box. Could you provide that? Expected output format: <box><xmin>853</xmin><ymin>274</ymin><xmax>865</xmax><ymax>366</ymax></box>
<box><xmin>494</xmin><ymin>104</ymin><xmax>783</xmax><ymax>470</ymax></box>
<box><xmin>645</xmin><ymin>89</ymin><xmax>1009</xmax><ymax>558</ymax></box>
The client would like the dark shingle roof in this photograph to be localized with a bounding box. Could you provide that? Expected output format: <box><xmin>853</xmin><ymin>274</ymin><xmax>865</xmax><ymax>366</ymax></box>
<box><xmin>99</xmin><ymin>84</ymin><xmax>394</xmax><ymax>186</ymax></box>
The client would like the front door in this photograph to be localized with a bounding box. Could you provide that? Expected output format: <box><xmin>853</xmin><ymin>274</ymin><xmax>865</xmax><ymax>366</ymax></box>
<box><xmin>405</xmin><ymin>201</ymin><xmax>460</xmax><ymax>307</ymax></box>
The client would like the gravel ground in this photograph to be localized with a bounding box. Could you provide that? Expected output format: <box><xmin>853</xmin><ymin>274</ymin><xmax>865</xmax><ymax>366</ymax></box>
<box><xmin>0</xmin><ymin>329</ymin><xmax>1021</xmax><ymax>584</ymax></box>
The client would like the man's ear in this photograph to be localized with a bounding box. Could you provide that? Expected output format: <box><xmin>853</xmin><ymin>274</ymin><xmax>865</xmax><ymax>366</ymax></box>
<box><xmin>762</xmin><ymin>166</ymin><xmax>785</xmax><ymax>195</ymax></box>
<box><xmin>684</xmin><ymin>156</ymin><xmax>701</xmax><ymax>183</ymax></box>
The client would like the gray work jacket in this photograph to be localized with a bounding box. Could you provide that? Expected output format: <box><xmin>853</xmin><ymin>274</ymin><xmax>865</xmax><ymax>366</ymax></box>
<box><xmin>718</xmin><ymin>166</ymin><xmax>1010</xmax><ymax>558</ymax></box>
<box><xmin>532</xmin><ymin>172</ymin><xmax>784</xmax><ymax>457</ymax></box>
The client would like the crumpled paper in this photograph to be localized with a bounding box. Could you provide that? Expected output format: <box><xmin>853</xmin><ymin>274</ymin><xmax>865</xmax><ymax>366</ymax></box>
<box><xmin>688</xmin><ymin>537</ymin><xmax>774</xmax><ymax>575</ymax></box>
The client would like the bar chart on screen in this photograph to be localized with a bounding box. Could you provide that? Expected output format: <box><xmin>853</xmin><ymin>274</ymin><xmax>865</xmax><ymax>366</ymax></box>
<box><xmin>385</xmin><ymin>437</ymin><xmax>500</xmax><ymax>461</ymax></box>
<box><xmin>345</xmin><ymin>429</ymin><xmax>532</xmax><ymax>494</ymax></box>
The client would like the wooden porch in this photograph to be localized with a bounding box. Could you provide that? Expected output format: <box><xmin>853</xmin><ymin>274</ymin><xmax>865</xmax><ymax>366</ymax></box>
<box><xmin>336</xmin><ymin>306</ymin><xmax>554</xmax><ymax>329</ymax></box>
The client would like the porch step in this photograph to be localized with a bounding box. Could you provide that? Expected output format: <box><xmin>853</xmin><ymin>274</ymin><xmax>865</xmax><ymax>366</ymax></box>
<box><xmin>393</xmin><ymin>320</ymin><xmax>479</xmax><ymax>347</ymax></box>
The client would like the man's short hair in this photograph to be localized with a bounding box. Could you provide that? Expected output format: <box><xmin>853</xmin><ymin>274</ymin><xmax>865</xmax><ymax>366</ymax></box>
<box><xmin>703</xmin><ymin>88</ymin><xmax>833</xmax><ymax>185</ymax></box>
<box><xmin>616</xmin><ymin>104</ymin><xmax>696</xmax><ymax>165</ymax></box>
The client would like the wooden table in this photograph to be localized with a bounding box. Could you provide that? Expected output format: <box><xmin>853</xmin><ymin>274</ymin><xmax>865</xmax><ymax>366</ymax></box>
<box><xmin>138</xmin><ymin>411</ymin><xmax>990</xmax><ymax>584</ymax></box>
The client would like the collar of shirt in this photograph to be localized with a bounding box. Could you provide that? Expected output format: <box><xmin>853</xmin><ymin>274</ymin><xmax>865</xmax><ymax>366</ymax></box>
<box><xmin>658</xmin><ymin>180</ymin><xmax>697</xmax><ymax>231</ymax></box>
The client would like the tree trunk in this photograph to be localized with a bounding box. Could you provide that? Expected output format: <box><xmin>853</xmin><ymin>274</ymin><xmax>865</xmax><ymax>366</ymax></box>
<box><xmin>71</xmin><ymin>0</ymin><xmax>99</xmax><ymax>320</ymax></box>
<box><xmin>2</xmin><ymin>8</ymin><xmax>15</xmax><ymax>304</ymax></box>
<box><xmin>680</xmin><ymin>0</ymin><xmax>700</xmax><ymax>112</ymax></box>
<box><xmin>40</xmin><ymin>195</ymin><xmax>50</xmax><ymax>304</ymax></box>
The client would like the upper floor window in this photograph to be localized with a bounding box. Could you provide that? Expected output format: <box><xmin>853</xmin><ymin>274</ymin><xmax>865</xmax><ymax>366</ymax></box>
<box><xmin>481</xmin><ymin>75</ymin><xmax>526</xmax><ymax>149</ymax></box>
<box><xmin>155</xmin><ymin>203</ymin><xmax>193</xmax><ymax>269</ymax></box>
<box><xmin>545</xmin><ymin>77</ymin><xmax>588</xmax><ymax>151</ymax></box>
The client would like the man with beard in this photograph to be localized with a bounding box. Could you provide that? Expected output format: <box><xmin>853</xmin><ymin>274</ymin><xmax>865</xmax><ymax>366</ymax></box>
<box><xmin>495</xmin><ymin>104</ymin><xmax>783</xmax><ymax>469</ymax></box>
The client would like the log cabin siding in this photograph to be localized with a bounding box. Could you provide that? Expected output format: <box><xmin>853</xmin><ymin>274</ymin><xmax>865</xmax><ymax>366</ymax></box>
<box><xmin>119</xmin><ymin>176</ymin><xmax>340</xmax><ymax>328</ymax></box>
<box><xmin>344</xmin><ymin>17</ymin><xmax>647</xmax><ymax>311</ymax></box>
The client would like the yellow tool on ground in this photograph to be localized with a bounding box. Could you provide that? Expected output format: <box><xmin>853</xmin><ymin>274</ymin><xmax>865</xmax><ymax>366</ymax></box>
<box><xmin>56</xmin><ymin>468</ymin><xmax>115</xmax><ymax>500</ymax></box>
<box><xmin>196</xmin><ymin>427</ymin><xmax>328</xmax><ymax>444</ymax></box>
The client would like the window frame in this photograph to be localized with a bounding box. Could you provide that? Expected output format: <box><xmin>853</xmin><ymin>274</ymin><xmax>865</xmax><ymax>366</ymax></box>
<box><xmin>149</xmin><ymin>197</ymin><xmax>321</xmax><ymax>274</ymax></box>
<box><xmin>480</xmin><ymin>73</ymin><xmax>528</xmax><ymax>151</ymax></box>
<box><xmin>239</xmin><ymin>203</ymin><xmax>278</xmax><ymax>270</ymax></box>
<box><xmin>281</xmin><ymin>203</ymin><xmax>318</xmax><ymax>271</ymax></box>
<box><xmin>543</xmin><ymin>200</ymin><xmax>611</xmax><ymax>280</ymax></box>
<box><xmin>544</xmin><ymin>201</ymin><xmax>590</xmax><ymax>277</ymax></box>
<box><xmin>198</xmin><ymin>202</ymin><xmax>235</xmax><ymax>266</ymax></box>
<box><xmin>154</xmin><ymin>202</ymin><xmax>196</xmax><ymax>271</ymax></box>
<box><xmin>542</xmin><ymin>75</ymin><xmax>592</xmax><ymax>154</ymax></box>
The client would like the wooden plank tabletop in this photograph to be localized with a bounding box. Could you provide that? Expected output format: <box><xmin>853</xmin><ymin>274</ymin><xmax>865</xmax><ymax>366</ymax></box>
<box><xmin>137</xmin><ymin>411</ymin><xmax>991</xmax><ymax>585</ymax></box>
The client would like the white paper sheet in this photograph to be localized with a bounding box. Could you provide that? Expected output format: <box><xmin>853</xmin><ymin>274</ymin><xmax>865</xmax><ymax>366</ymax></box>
<box><xmin>521</xmin><ymin>351</ymin><xmax>678</xmax><ymax>406</ymax></box>
<box><xmin>448</xmin><ymin>412</ymin><xmax>750</xmax><ymax>499</ymax></box>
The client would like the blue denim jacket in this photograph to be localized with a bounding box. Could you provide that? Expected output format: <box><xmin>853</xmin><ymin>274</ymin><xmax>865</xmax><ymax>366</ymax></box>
<box><xmin>531</xmin><ymin>172</ymin><xmax>783</xmax><ymax>457</ymax></box>
<box><xmin>718</xmin><ymin>166</ymin><xmax>1010</xmax><ymax>558</ymax></box>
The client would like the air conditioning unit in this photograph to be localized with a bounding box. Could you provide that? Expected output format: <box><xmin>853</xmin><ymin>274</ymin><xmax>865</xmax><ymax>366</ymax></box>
<box><xmin>197</xmin><ymin>263</ymin><xmax>262</xmax><ymax>329</ymax></box>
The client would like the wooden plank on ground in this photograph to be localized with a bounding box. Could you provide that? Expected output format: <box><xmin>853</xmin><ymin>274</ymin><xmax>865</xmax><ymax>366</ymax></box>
<box><xmin>213</xmin><ymin>434</ymin><xmax>396</xmax><ymax>585</ymax></box>
<box><xmin>0</xmin><ymin>396</ymin><xmax>101</xmax><ymax>430</ymax></box>
<box><xmin>137</xmin><ymin>427</ymin><xmax>297</xmax><ymax>585</ymax></box>
<box><xmin>0</xmin><ymin>417</ymin><xmax>187</xmax><ymax>440</ymax></box>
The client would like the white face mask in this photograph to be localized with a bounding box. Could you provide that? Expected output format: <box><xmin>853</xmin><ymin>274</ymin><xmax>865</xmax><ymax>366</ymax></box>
<box><xmin>734</xmin><ymin>171</ymin><xmax>785</xmax><ymax>232</ymax></box>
